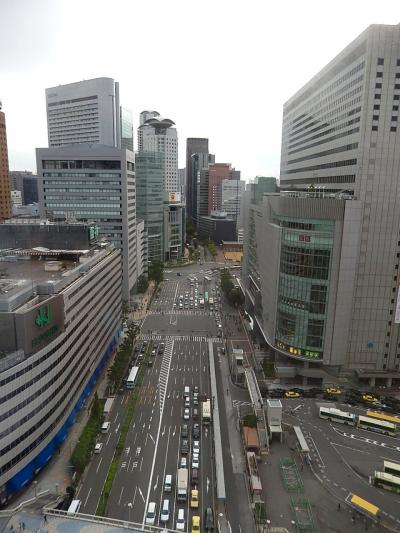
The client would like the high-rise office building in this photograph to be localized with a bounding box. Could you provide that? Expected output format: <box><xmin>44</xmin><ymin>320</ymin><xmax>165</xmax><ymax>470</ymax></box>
<box><xmin>137</xmin><ymin>111</ymin><xmax>178</xmax><ymax>192</ymax></box>
<box><xmin>186</xmin><ymin>138</ymin><xmax>209</xmax><ymax>223</ymax></box>
<box><xmin>9</xmin><ymin>171</ymin><xmax>39</xmax><ymax>205</ymax></box>
<box><xmin>243</xmin><ymin>24</ymin><xmax>400</xmax><ymax>386</ymax></box>
<box><xmin>45</xmin><ymin>78</ymin><xmax>133</xmax><ymax>151</ymax></box>
<box><xmin>221</xmin><ymin>179</ymin><xmax>245</xmax><ymax>222</ymax></box>
<box><xmin>208</xmin><ymin>163</ymin><xmax>240</xmax><ymax>215</ymax></box>
<box><xmin>178</xmin><ymin>168</ymin><xmax>186</xmax><ymax>197</ymax></box>
<box><xmin>135</xmin><ymin>151</ymin><xmax>164</xmax><ymax>262</ymax></box>
<box><xmin>36</xmin><ymin>144</ymin><xmax>137</xmax><ymax>300</ymax></box>
<box><xmin>164</xmin><ymin>192</ymin><xmax>186</xmax><ymax>260</ymax></box>
<box><xmin>0</xmin><ymin>101</ymin><xmax>11</xmax><ymax>220</ymax></box>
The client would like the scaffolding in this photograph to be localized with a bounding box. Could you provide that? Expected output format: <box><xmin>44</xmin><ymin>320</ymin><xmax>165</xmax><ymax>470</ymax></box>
<box><xmin>279</xmin><ymin>457</ymin><xmax>304</xmax><ymax>493</ymax></box>
<box><xmin>290</xmin><ymin>497</ymin><xmax>315</xmax><ymax>533</ymax></box>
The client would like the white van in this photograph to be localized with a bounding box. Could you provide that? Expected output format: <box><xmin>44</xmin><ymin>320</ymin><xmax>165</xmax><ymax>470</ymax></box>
<box><xmin>164</xmin><ymin>474</ymin><xmax>172</xmax><ymax>492</ymax></box>
<box><xmin>145</xmin><ymin>502</ymin><xmax>156</xmax><ymax>525</ymax></box>
<box><xmin>184</xmin><ymin>386</ymin><xmax>190</xmax><ymax>398</ymax></box>
<box><xmin>94</xmin><ymin>443</ymin><xmax>103</xmax><ymax>453</ymax></box>
<box><xmin>160</xmin><ymin>499</ymin><xmax>170</xmax><ymax>523</ymax></box>
<box><xmin>101</xmin><ymin>422</ymin><xmax>110</xmax><ymax>434</ymax></box>
<box><xmin>176</xmin><ymin>508</ymin><xmax>185</xmax><ymax>531</ymax></box>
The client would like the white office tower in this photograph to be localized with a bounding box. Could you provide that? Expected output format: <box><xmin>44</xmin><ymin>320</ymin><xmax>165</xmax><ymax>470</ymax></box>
<box><xmin>137</xmin><ymin>110</ymin><xmax>178</xmax><ymax>192</ymax></box>
<box><xmin>255</xmin><ymin>23</ymin><xmax>400</xmax><ymax>385</ymax></box>
<box><xmin>46</xmin><ymin>78</ymin><xmax>130</xmax><ymax>149</ymax></box>
<box><xmin>221</xmin><ymin>179</ymin><xmax>245</xmax><ymax>222</ymax></box>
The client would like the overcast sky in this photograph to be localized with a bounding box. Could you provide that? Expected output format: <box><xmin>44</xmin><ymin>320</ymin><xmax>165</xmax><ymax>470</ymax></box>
<box><xmin>1</xmin><ymin>0</ymin><xmax>399</xmax><ymax>180</ymax></box>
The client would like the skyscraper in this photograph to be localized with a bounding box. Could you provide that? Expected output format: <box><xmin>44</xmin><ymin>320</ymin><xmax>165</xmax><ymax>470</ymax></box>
<box><xmin>137</xmin><ymin>111</ymin><xmax>178</xmax><ymax>192</ymax></box>
<box><xmin>135</xmin><ymin>151</ymin><xmax>165</xmax><ymax>262</ymax></box>
<box><xmin>36</xmin><ymin>144</ymin><xmax>137</xmax><ymax>299</ymax></box>
<box><xmin>186</xmin><ymin>138</ymin><xmax>209</xmax><ymax>224</ymax></box>
<box><xmin>208</xmin><ymin>163</ymin><xmax>240</xmax><ymax>215</ymax></box>
<box><xmin>45</xmin><ymin>78</ymin><xmax>133</xmax><ymax>151</ymax></box>
<box><xmin>0</xmin><ymin>101</ymin><xmax>11</xmax><ymax>220</ymax></box>
<box><xmin>243</xmin><ymin>23</ymin><xmax>400</xmax><ymax>386</ymax></box>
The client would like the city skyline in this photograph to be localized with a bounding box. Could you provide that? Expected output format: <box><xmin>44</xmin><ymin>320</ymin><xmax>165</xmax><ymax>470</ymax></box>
<box><xmin>1</xmin><ymin>0</ymin><xmax>399</xmax><ymax>180</ymax></box>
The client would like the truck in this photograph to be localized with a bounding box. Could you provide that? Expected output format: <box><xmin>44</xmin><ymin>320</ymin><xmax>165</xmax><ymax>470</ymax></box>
<box><xmin>202</xmin><ymin>399</ymin><xmax>211</xmax><ymax>425</ymax></box>
<box><xmin>103</xmin><ymin>397</ymin><xmax>115</xmax><ymax>417</ymax></box>
<box><xmin>176</xmin><ymin>468</ymin><xmax>188</xmax><ymax>501</ymax></box>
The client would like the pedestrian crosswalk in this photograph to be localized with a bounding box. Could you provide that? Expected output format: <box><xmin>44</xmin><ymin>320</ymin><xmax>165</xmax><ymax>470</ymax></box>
<box><xmin>139</xmin><ymin>333</ymin><xmax>221</xmax><ymax>342</ymax></box>
<box><xmin>158</xmin><ymin>339</ymin><xmax>174</xmax><ymax>413</ymax></box>
<box><xmin>147</xmin><ymin>310</ymin><xmax>215</xmax><ymax>317</ymax></box>
<box><xmin>232</xmin><ymin>399</ymin><xmax>252</xmax><ymax>408</ymax></box>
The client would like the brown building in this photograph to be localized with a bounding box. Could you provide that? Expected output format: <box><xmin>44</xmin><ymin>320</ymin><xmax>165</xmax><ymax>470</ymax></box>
<box><xmin>0</xmin><ymin>102</ymin><xmax>11</xmax><ymax>220</ymax></box>
<box><xmin>208</xmin><ymin>163</ymin><xmax>240</xmax><ymax>215</ymax></box>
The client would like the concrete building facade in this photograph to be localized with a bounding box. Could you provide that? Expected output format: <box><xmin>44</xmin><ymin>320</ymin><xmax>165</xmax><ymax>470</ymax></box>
<box><xmin>10</xmin><ymin>171</ymin><xmax>39</xmax><ymax>205</ymax></box>
<box><xmin>0</xmin><ymin>102</ymin><xmax>11</xmax><ymax>220</ymax></box>
<box><xmin>186</xmin><ymin>138</ymin><xmax>209</xmax><ymax>224</ymax></box>
<box><xmin>208</xmin><ymin>163</ymin><xmax>240</xmax><ymax>215</ymax></box>
<box><xmin>136</xmin><ymin>218</ymin><xmax>147</xmax><ymax>279</ymax></box>
<box><xmin>163</xmin><ymin>193</ymin><xmax>186</xmax><ymax>260</ymax></box>
<box><xmin>36</xmin><ymin>144</ymin><xmax>137</xmax><ymax>300</ymax></box>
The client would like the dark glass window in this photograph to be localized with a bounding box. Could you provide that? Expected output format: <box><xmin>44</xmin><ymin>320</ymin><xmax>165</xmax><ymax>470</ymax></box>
<box><xmin>393</xmin><ymin>105</ymin><xmax>399</xmax><ymax>111</ymax></box>
<box><xmin>376</xmin><ymin>72</ymin><xmax>383</xmax><ymax>78</ymax></box>
<box><xmin>395</xmin><ymin>95</ymin><xmax>400</xmax><ymax>100</ymax></box>
<box><xmin>373</xmin><ymin>115</ymin><xmax>379</xmax><ymax>121</ymax></box>
<box><xmin>377</xmin><ymin>58</ymin><xmax>384</xmax><ymax>65</ymax></box>
<box><xmin>375</xmin><ymin>94</ymin><xmax>381</xmax><ymax>99</ymax></box>
<box><xmin>277</xmin><ymin>311</ymin><xmax>296</xmax><ymax>342</ymax></box>
<box><xmin>372</xmin><ymin>126</ymin><xmax>378</xmax><ymax>131</ymax></box>
<box><xmin>375</xmin><ymin>83</ymin><xmax>382</xmax><ymax>89</ymax></box>
<box><xmin>397</xmin><ymin>59</ymin><xmax>400</xmax><ymax>66</ymax></box>
<box><xmin>395</xmin><ymin>84</ymin><xmax>400</xmax><ymax>89</ymax></box>
<box><xmin>396</xmin><ymin>73</ymin><xmax>400</xmax><ymax>79</ymax></box>
<box><xmin>392</xmin><ymin>116</ymin><xmax>398</xmax><ymax>121</ymax></box>
<box><xmin>309</xmin><ymin>285</ymin><xmax>327</xmax><ymax>314</ymax></box>
<box><xmin>391</xmin><ymin>127</ymin><xmax>397</xmax><ymax>132</ymax></box>
<box><xmin>373</xmin><ymin>104</ymin><xmax>380</xmax><ymax>110</ymax></box>
<box><xmin>281</xmin><ymin>245</ymin><xmax>331</xmax><ymax>280</ymax></box>
<box><xmin>306</xmin><ymin>319</ymin><xmax>325</xmax><ymax>348</ymax></box>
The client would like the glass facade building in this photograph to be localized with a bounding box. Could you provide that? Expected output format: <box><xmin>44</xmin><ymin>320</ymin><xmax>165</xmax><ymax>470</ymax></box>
<box><xmin>120</xmin><ymin>107</ymin><xmax>134</xmax><ymax>152</ymax></box>
<box><xmin>135</xmin><ymin>151</ymin><xmax>164</xmax><ymax>262</ymax></box>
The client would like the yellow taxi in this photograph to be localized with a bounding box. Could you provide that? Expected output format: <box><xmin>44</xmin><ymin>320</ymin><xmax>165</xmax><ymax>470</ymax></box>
<box><xmin>285</xmin><ymin>391</ymin><xmax>300</xmax><ymax>398</ymax></box>
<box><xmin>191</xmin><ymin>515</ymin><xmax>200</xmax><ymax>533</ymax></box>
<box><xmin>362</xmin><ymin>394</ymin><xmax>378</xmax><ymax>403</ymax></box>
<box><xmin>190</xmin><ymin>489</ymin><xmax>199</xmax><ymax>509</ymax></box>
<box><xmin>325</xmin><ymin>387</ymin><xmax>341</xmax><ymax>395</ymax></box>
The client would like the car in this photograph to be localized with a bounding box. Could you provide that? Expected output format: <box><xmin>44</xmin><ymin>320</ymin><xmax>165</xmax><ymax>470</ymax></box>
<box><xmin>192</xmin><ymin>445</ymin><xmax>200</xmax><ymax>455</ymax></box>
<box><xmin>180</xmin><ymin>439</ymin><xmax>189</xmax><ymax>454</ymax></box>
<box><xmin>191</xmin><ymin>515</ymin><xmax>201</xmax><ymax>533</ymax></box>
<box><xmin>193</xmin><ymin>423</ymin><xmax>200</xmax><ymax>439</ymax></box>
<box><xmin>325</xmin><ymin>387</ymin><xmax>341</xmax><ymax>395</ymax></box>
<box><xmin>160</xmin><ymin>499</ymin><xmax>170</xmax><ymax>523</ymax></box>
<box><xmin>193</xmin><ymin>386</ymin><xmax>199</xmax><ymax>394</ymax></box>
<box><xmin>192</xmin><ymin>455</ymin><xmax>200</xmax><ymax>469</ymax></box>
<box><xmin>173</xmin><ymin>303</ymin><xmax>177</xmax><ymax>309</ymax></box>
<box><xmin>193</xmin><ymin>394</ymin><xmax>199</xmax><ymax>406</ymax></box>
<box><xmin>147</xmin><ymin>359</ymin><xmax>153</xmax><ymax>367</ymax></box>
<box><xmin>193</xmin><ymin>408</ymin><xmax>199</xmax><ymax>420</ymax></box>
<box><xmin>269</xmin><ymin>390</ymin><xmax>284</xmax><ymax>398</ymax></box>
<box><xmin>362</xmin><ymin>393</ymin><xmax>379</xmax><ymax>403</ymax></box>
<box><xmin>94</xmin><ymin>442</ymin><xmax>103</xmax><ymax>453</ymax></box>
<box><xmin>185</xmin><ymin>397</ymin><xmax>191</xmax><ymax>407</ymax></box>
<box><xmin>183</xmin><ymin>408</ymin><xmax>190</xmax><ymax>420</ymax></box>
<box><xmin>181</xmin><ymin>424</ymin><xmax>189</xmax><ymax>438</ymax></box>
<box><xmin>151</xmin><ymin>349</ymin><xmax>156</xmax><ymax>356</ymax></box>
<box><xmin>145</xmin><ymin>502</ymin><xmax>156</xmax><ymax>525</ymax></box>
<box><xmin>180</xmin><ymin>457</ymin><xmax>187</xmax><ymax>468</ymax></box>
<box><xmin>176</xmin><ymin>509</ymin><xmax>185</xmax><ymax>531</ymax></box>
<box><xmin>190</xmin><ymin>489</ymin><xmax>199</xmax><ymax>508</ymax></box>
<box><xmin>204</xmin><ymin>507</ymin><xmax>215</xmax><ymax>530</ymax></box>
<box><xmin>177</xmin><ymin>272</ymin><xmax>181</xmax><ymax>276</ymax></box>
<box><xmin>285</xmin><ymin>390</ymin><xmax>300</xmax><ymax>398</ymax></box>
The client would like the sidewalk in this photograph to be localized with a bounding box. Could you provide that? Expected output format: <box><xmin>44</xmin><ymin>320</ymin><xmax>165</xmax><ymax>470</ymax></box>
<box><xmin>130</xmin><ymin>281</ymin><xmax>155</xmax><ymax>320</ymax></box>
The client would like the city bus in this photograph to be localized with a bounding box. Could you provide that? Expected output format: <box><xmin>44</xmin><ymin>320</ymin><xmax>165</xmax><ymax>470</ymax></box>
<box><xmin>126</xmin><ymin>366</ymin><xmax>139</xmax><ymax>389</ymax></box>
<box><xmin>67</xmin><ymin>500</ymin><xmax>82</xmax><ymax>515</ymax></box>
<box><xmin>205</xmin><ymin>291</ymin><xmax>209</xmax><ymax>304</ymax></box>
<box><xmin>373</xmin><ymin>471</ymin><xmax>400</xmax><ymax>494</ymax></box>
<box><xmin>357</xmin><ymin>415</ymin><xmax>396</xmax><ymax>436</ymax></box>
<box><xmin>349</xmin><ymin>494</ymin><xmax>379</xmax><ymax>520</ymax></box>
<box><xmin>246</xmin><ymin>452</ymin><xmax>262</xmax><ymax>496</ymax></box>
<box><xmin>202</xmin><ymin>399</ymin><xmax>211</xmax><ymax>425</ymax></box>
<box><xmin>383</xmin><ymin>460</ymin><xmax>400</xmax><ymax>477</ymax></box>
<box><xmin>319</xmin><ymin>407</ymin><xmax>356</xmax><ymax>426</ymax></box>
<box><xmin>366</xmin><ymin>410</ymin><xmax>400</xmax><ymax>426</ymax></box>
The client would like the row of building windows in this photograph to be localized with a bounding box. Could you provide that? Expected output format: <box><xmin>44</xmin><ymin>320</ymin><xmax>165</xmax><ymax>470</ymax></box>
<box><xmin>42</xmin><ymin>160</ymin><xmax>122</xmax><ymax>170</ymax></box>
<box><xmin>287</xmin><ymin>143</ymin><xmax>358</xmax><ymax>166</ymax></box>
<box><xmin>282</xmin><ymin>175</ymin><xmax>356</xmax><ymax>185</ymax></box>
<box><xmin>47</xmin><ymin>95</ymin><xmax>98</xmax><ymax>107</ymax></box>
<box><xmin>276</xmin><ymin>310</ymin><xmax>325</xmax><ymax>349</ymax></box>
<box><xmin>283</xmin><ymin>158</ymin><xmax>357</xmax><ymax>175</ymax></box>
<box><xmin>281</xmin><ymin>245</ymin><xmax>331</xmax><ymax>280</ymax></box>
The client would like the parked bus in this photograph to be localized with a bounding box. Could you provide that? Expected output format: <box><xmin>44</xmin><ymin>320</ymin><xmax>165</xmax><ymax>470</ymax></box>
<box><xmin>67</xmin><ymin>500</ymin><xmax>82</xmax><ymax>515</ymax></box>
<box><xmin>384</xmin><ymin>460</ymin><xmax>400</xmax><ymax>477</ymax></box>
<box><xmin>319</xmin><ymin>407</ymin><xmax>356</xmax><ymax>426</ymax></box>
<box><xmin>366</xmin><ymin>410</ymin><xmax>400</xmax><ymax>427</ymax></box>
<box><xmin>126</xmin><ymin>366</ymin><xmax>139</xmax><ymax>389</ymax></box>
<box><xmin>357</xmin><ymin>415</ymin><xmax>396</xmax><ymax>436</ymax></box>
<box><xmin>202</xmin><ymin>399</ymin><xmax>211</xmax><ymax>425</ymax></box>
<box><xmin>246</xmin><ymin>452</ymin><xmax>262</xmax><ymax>496</ymax></box>
<box><xmin>373</xmin><ymin>471</ymin><xmax>400</xmax><ymax>494</ymax></box>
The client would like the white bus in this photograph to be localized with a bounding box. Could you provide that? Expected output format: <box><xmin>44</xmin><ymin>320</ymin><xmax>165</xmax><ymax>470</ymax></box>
<box><xmin>126</xmin><ymin>366</ymin><xmax>139</xmax><ymax>389</ymax></box>
<box><xmin>67</xmin><ymin>499</ymin><xmax>81</xmax><ymax>514</ymax></box>
<box><xmin>373</xmin><ymin>471</ymin><xmax>400</xmax><ymax>494</ymax></box>
<box><xmin>357</xmin><ymin>415</ymin><xmax>396</xmax><ymax>436</ymax></box>
<box><xmin>202</xmin><ymin>399</ymin><xmax>211</xmax><ymax>425</ymax></box>
<box><xmin>319</xmin><ymin>407</ymin><xmax>356</xmax><ymax>426</ymax></box>
<box><xmin>384</xmin><ymin>461</ymin><xmax>400</xmax><ymax>477</ymax></box>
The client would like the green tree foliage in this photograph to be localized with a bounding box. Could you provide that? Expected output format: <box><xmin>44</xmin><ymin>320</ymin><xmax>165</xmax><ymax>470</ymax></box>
<box><xmin>207</xmin><ymin>239</ymin><xmax>217</xmax><ymax>257</ymax></box>
<box><xmin>71</xmin><ymin>394</ymin><xmax>104</xmax><ymax>473</ymax></box>
<box><xmin>220</xmin><ymin>269</ymin><xmax>244</xmax><ymax>307</ymax></box>
<box><xmin>136</xmin><ymin>274</ymin><xmax>149</xmax><ymax>294</ymax></box>
<box><xmin>148</xmin><ymin>261</ymin><xmax>164</xmax><ymax>284</ymax></box>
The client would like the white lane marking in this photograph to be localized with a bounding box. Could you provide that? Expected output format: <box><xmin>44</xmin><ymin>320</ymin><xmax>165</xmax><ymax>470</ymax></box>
<box><xmin>115</xmin><ymin>423</ymin><xmax>120</xmax><ymax>434</ymax></box>
<box><xmin>138</xmin><ymin>486</ymin><xmax>145</xmax><ymax>503</ymax></box>
<box><xmin>153</xmin><ymin>474</ymin><xmax>159</xmax><ymax>491</ymax></box>
<box><xmin>162</xmin><ymin>426</ymin><xmax>165</xmax><ymax>437</ymax></box>
<box><xmin>173</xmin><ymin>425</ymin><xmax>176</xmax><ymax>437</ymax></box>
<box><xmin>142</xmin><ymin>340</ymin><xmax>175</xmax><ymax>527</ymax></box>
<box><xmin>118</xmin><ymin>486</ymin><xmax>124</xmax><ymax>505</ymax></box>
<box><xmin>309</xmin><ymin>436</ymin><xmax>325</xmax><ymax>468</ymax></box>
<box><xmin>84</xmin><ymin>487</ymin><xmax>92</xmax><ymax>507</ymax></box>
<box><xmin>148</xmin><ymin>433</ymin><xmax>155</xmax><ymax>445</ymax></box>
<box><xmin>293</xmin><ymin>404</ymin><xmax>302</xmax><ymax>412</ymax></box>
<box><xmin>106</xmin><ymin>433</ymin><xmax>111</xmax><ymax>445</ymax></box>
<box><xmin>96</xmin><ymin>457</ymin><xmax>103</xmax><ymax>473</ymax></box>
<box><xmin>114</xmin><ymin>412</ymin><xmax>119</xmax><ymax>423</ymax></box>
<box><xmin>140</xmin><ymin>456</ymin><xmax>143</xmax><ymax>471</ymax></box>
<box><xmin>132</xmin><ymin>485</ymin><xmax>137</xmax><ymax>507</ymax></box>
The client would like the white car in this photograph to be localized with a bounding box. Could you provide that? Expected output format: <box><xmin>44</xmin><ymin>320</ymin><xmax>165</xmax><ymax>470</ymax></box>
<box><xmin>176</xmin><ymin>508</ymin><xmax>185</xmax><ymax>531</ymax></box>
<box><xmin>193</xmin><ymin>440</ymin><xmax>200</xmax><ymax>448</ymax></box>
<box><xmin>180</xmin><ymin>457</ymin><xmax>187</xmax><ymax>468</ymax></box>
<box><xmin>192</xmin><ymin>455</ymin><xmax>200</xmax><ymax>469</ymax></box>
<box><xmin>192</xmin><ymin>445</ymin><xmax>200</xmax><ymax>455</ymax></box>
<box><xmin>145</xmin><ymin>502</ymin><xmax>156</xmax><ymax>525</ymax></box>
<box><xmin>183</xmin><ymin>408</ymin><xmax>190</xmax><ymax>420</ymax></box>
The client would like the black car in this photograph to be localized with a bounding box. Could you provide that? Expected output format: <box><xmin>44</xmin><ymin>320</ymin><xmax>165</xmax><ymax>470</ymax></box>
<box><xmin>181</xmin><ymin>424</ymin><xmax>189</xmax><ymax>439</ymax></box>
<box><xmin>269</xmin><ymin>390</ymin><xmax>284</xmax><ymax>398</ymax></box>
<box><xmin>204</xmin><ymin>507</ymin><xmax>214</xmax><ymax>530</ymax></box>
<box><xmin>192</xmin><ymin>423</ymin><xmax>200</xmax><ymax>439</ymax></box>
<box><xmin>180</xmin><ymin>439</ymin><xmax>189</xmax><ymax>454</ymax></box>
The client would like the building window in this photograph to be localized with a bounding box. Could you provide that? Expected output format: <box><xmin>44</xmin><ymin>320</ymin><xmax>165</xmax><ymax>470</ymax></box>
<box><xmin>376</xmin><ymin>72</ymin><xmax>383</xmax><ymax>78</ymax></box>
<box><xmin>377</xmin><ymin>58</ymin><xmax>384</xmax><ymax>65</ymax></box>
<box><xmin>375</xmin><ymin>83</ymin><xmax>382</xmax><ymax>89</ymax></box>
<box><xmin>372</xmin><ymin>115</ymin><xmax>379</xmax><ymax>121</ymax></box>
<box><xmin>372</xmin><ymin>126</ymin><xmax>378</xmax><ymax>131</ymax></box>
<box><xmin>392</xmin><ymin>116</ymin><xmax>398</xmax><ymax>121</ymax></box>
<box><xmin>396</xmin><ymin>73</ymin><xmax>400</xmax><ymax>79</ymax></box>
<box><xmin>373</xmin><ymin>104</ymin><xmax>380</xmax><ymax>110</ymax></box>
<box><xmin>393</xmin><ymin>105</ymin><xmax>399</xmax><ymax>111</ymax></box>
<box><xmin>395</xmin><ymin>84</ymin><xmax>400</xmax><ymax>89</ymax></box>
<box><xmin>391</xmin><ymin>127</ymin><xmax>397</xmax><ymax>132</ymax></box>
<box><xmin>397</xmin><ymin>59</ymin><xmax>400</xmax><ymax>66</ymax></box>
<box><xmin>395</xmin><ymin>95</ymin><xmax>400</xmax><ymax>100</ymax></box>
<box><xmin>374</xmin><ymin>94</ymin><xmax>381</xmax><ymax>99</ymax></box>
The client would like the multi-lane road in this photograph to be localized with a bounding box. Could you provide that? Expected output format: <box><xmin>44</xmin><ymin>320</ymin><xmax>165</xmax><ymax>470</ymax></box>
<box><xmin>78</xmin><ymin>263</ymin><xmax>224</xmax><ymax>531</ymax></box>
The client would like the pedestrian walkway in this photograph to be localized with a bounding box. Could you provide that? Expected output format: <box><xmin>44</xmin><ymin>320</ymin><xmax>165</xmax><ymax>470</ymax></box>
<box><xmin>139</xmin><ymin>333</ymin><xmax>220</xmax><ymax>342</ymax></box>
<box><xmin>147</xmin><ymin>309</ymin><xmax>214</xmax><ymax>316</ymax></box>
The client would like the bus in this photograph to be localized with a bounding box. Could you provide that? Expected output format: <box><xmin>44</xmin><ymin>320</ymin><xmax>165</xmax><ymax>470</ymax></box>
<box><xmin>373</xmin><ymin>471</ymin><xmax>400</xmax><ymax>494</ymax></box>
<box><xmin>67</xmin><ymin>500</ymin><xmax>81</xmax><ymax>515</ymax></box>
<box><xmin>319</xmin><ymin>407</ymin><xmax>356</xmax><ymax>426</ymax></box>
<box><xmin>209</xmin><ymin>297</ymin><xmax>214</xmax><ymax>310</ymax></box>
<box><xmin>126</xmin><ymin>366</ymin><xmax>139</xmax><ymax>389</ymax></box>
<box><xmin>357</xmin><ymin>415</ymin><xmax>396</xmax><ymax>436</ymax></box>
<box><xmin>246</xmin><ymin>452</ymin><xmax>262</xmax><ymax>496</ymax></box>
<box><xmin>383</xmin><ymin>460</ymin><xmax>400</xmax><ymax>477</ymax></box>
<box><xmin>366</xmin><ymin>410</ymin><xmax>400</xmax><ymax>426</ymax></box>
<box><xmin>204</xmin><ymin>276</ymin><xmax>212</xmax><ymax>282</ymax></box>
<box><xmin>202</xmin><ymin>399</ymin><xmax>211</xmax><ymax>425</ymax></box>
<box><xmin>205</xmin><ymin>291</ymin><xmax>209</xmax><ymax>304</ymax></box>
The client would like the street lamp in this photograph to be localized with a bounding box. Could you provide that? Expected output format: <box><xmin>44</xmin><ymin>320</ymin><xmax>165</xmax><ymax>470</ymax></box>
<box><xmin>127</xmin><ymin>502</ymin><xmax>132</xmax><ymax>522</ymax></box>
